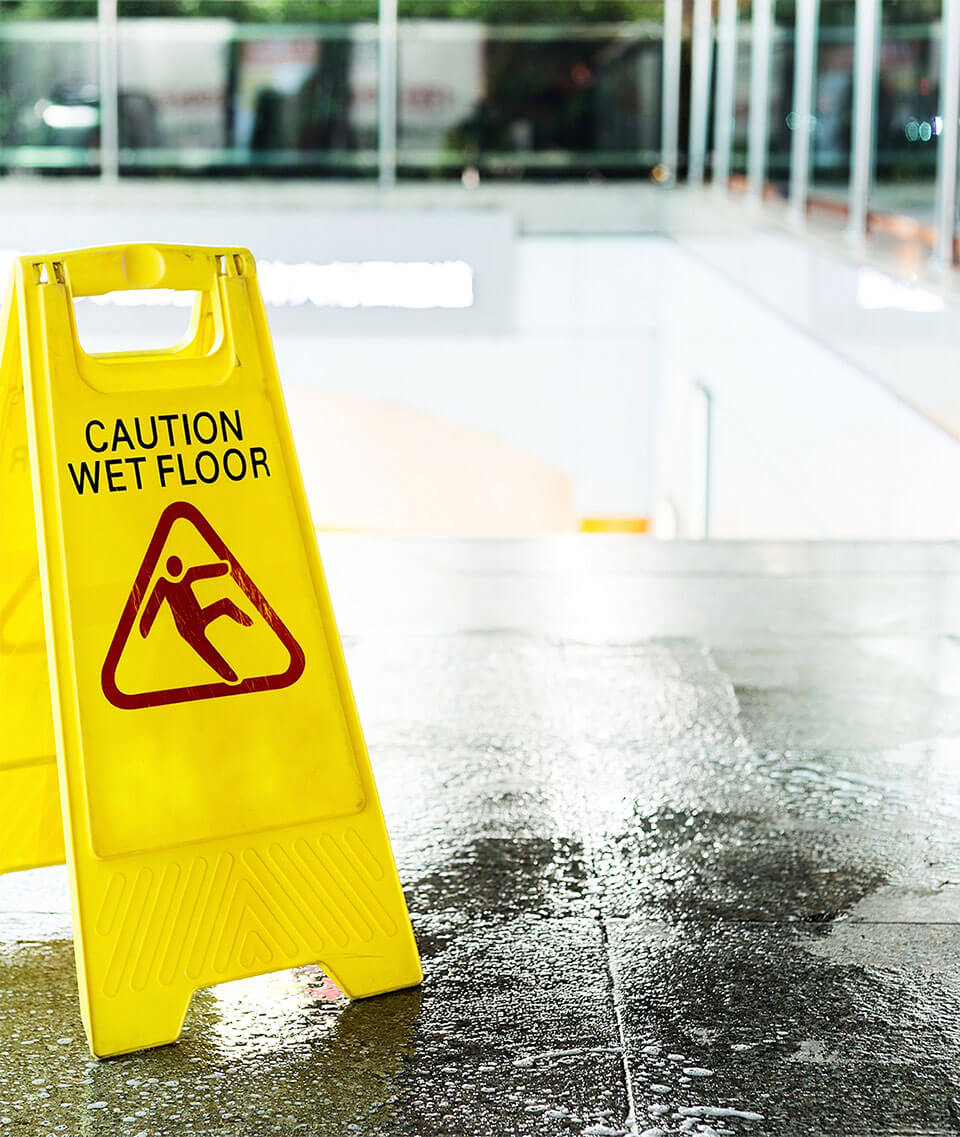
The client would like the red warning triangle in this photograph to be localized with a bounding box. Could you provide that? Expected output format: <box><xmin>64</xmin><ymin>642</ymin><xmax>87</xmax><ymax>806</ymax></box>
<box><xmin>101</xmin><ymin>501</ymin><xmax>304</xmax><ymax>710</ymax></box>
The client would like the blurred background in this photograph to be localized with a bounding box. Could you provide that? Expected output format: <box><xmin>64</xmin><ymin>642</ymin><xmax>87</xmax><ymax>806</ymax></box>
<box><xmin>1</xmin><ymin>0</ymin><xmax>959</xmax><ymax>538</ymax></box>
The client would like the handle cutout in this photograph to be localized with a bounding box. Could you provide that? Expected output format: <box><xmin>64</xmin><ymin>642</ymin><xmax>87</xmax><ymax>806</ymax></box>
<box><xmin>73</xmin><ymin>290</ymin><xmax>205</xmax><ymax>357</ymax></box>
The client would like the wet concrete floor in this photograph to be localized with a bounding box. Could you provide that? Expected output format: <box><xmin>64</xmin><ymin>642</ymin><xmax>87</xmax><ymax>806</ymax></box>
<box><xmin>2</xmin><ymin>539</ymin><xmax>960</xmax><ymax>1137</ymax></box>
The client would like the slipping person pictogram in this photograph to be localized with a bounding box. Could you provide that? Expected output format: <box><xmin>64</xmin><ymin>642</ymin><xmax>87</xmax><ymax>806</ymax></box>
<box><xmin>139</xmin><ymin>556</ymin><xmax>253</xmax><ymax>683</ymax></box>
<box><xmin>102</xmin><ymin>501</ymin><xmax>305</xmax><ymax>710</ymax></box>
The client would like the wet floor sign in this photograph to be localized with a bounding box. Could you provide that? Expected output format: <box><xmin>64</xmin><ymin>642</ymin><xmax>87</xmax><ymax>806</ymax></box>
<box><xmin>0</xmin><ymin>244</ymin><xmax>422</xmax><ymax>1056</ymax></box>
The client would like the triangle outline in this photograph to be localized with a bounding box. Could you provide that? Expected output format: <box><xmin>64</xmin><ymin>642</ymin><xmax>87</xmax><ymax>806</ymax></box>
<box><xmin>101</xmin><ymin>500</ymin><xmax>305</xmax><ymax>710</ymax></box>
<box><xmin>239</xmin><ymin>928</ymin><xmax>272</xmax><ymax>968</ymax></box>
<box><xmin>215</xmin><ymin>876</ymin><xmax>293</xmax><ymax>972</ymax></box>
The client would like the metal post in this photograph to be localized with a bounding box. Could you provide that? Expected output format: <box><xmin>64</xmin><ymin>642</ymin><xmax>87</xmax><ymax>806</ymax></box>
<box><xmin>378</xmin><ymin>0</ymin><xmax>398</xmax><ymax>186</ymax></box>
<box><xmin>661</xmin><ymin>0</ymin><xmax>683</xmax><ymax>184</ymax></box>
<box><xmin>688</xmin><ymin>0</ymin><xmax>714</xmax><ymax>185</ymax></box>
<box><xmin>934</xmin><ymin>0</ymin><xmax>960</xmax><ymax>268</ymax></box>
<box><xmin>747</xmin><ymin>0</ymin><xmax>773</xmax><ymax>202</ymax></box>
<box><xmin>846</xmin><ymin>0</ymin><xmax>880</xmax><ymax>241</ymax></box>
<box><xmin>98</xmin><ymin>0</ymin><xmax>119</xmax><ymax>182</ymax></box>
<box><xmin>691</xmin><ymin>382</ymin><xmax>713</xmax><ymax>539</ymax></box>
<box><xmin>788</xmin><ymin>0</ymin><xmax>821</xmax><ymax>222</ymax></box>
<box><xmin>712</xmin><ymin>0</ymin><xmax>737</xmax><ymax>191</ymax></box>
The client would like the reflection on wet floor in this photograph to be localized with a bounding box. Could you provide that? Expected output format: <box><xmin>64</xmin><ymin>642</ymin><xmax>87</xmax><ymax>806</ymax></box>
<box><xmin>2</xmin><ymin>539</ymin><xmax>960</xmax><ymax>1136</ymax></box>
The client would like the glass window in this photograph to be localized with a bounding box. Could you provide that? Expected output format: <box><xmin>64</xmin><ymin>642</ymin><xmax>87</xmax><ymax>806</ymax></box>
<box><xmin>767</xmin><ymin>0</ymin><xmax>795</xmax><ymax>197</ymax></box>
<box><xmin>0</xmin><ymin>0</ymin><xmax>716</xmax><ymax>183</ymax></box>
<box><xmin>809</xmin><ymin>0</ymin><xmax>855</xmax><ymax>216</ymax></box>
<box><xmin>396</xmin><ymin>0</ymin><xmax>664</xmax><ymax>180</ymax></box>
<box><xmin>701</xmin><ymin>10</ymin><xmax>719</xmax><ymax>185</ymax></box>
<box><xmin>115</xmin><ymin>0</ymin><xmax>378</xmax><ymax>176</ymax></box>
<box><xmin>0</xmin><ymin>15</ymin><xmax>100</xmax><ymax>176</ymax></box>
<box><xmin>872</xmin><ymin>0</ymin><xmax>942</xmax><ymax>230</ymax></box>
<box><xmin>731</xmin><ymin>0</ymin><xmax>752</xmax><ymax>181</ymax></box>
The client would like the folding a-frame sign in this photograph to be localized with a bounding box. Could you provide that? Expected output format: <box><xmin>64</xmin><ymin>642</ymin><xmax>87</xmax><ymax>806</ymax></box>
<box><xmin>0</xmin><ymin>244</ymin><xmax>421</xmax><ymax>1057</ymax></box>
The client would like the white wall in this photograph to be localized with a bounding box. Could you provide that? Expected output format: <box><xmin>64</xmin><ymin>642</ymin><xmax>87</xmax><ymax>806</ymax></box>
<box><xmin>0</xmin><ymin>210</ymin><xmax>661</xmax><ymax>524</ymax></box>
<box><xmin>654</xmin><ymin>238</ymin><xmax>960</xmax><ymax>539</ymax></box>
<box><xmin>271</xmin><ymin>237</ymin><xmax>662</xmax><ymax>521</ymax></box>
<box><xmin>2</xmin><ymin>194</ymin><xmax>959</xmax><ymax>537</ymax></box>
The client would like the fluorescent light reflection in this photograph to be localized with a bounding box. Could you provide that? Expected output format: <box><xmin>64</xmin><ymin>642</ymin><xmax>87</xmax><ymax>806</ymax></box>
<box><xmin>38</xmin><ymin>102</ymin><xmax>99</xmax><ymax>130</ymax></box>
<box><xmin>856</xmin><ymin>267</ymin><xmax>946</xmax><ymax>313</ymax></box>
<box><xmin>257</xmin><ymin>259</ymin><xmax>474</xmax><ymax>309</ymax></box>
<box><xmin>0</xmin><ymin>251</ymin><xmax>473</xmax><ymax>311</ymax></box>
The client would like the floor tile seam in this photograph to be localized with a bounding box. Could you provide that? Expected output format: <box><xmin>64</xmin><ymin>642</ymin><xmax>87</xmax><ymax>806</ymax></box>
<box><xmin>595</xmin><ymin>908</ymin><xmax>640</xmax><ymax>1135</ymax></box>
<box><xmin>575</xmin><ymin>699</ymin><xmax>640</xmax><ymax>1136</ymax></box>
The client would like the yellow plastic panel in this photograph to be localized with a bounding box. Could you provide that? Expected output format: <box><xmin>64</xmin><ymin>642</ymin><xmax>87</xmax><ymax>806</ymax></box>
<box><xmin>0</xmin><ymin>280</ymin><xmax>62</xmax><ymax>873</ymax></box>
<box><xmin>4</xmin><ymin>244</ymin><xmax>422</xmax><ymax>1056</ymax></box>
<box><xmin>0</xmin><ymin>287</ymin><xmax>224</xmax><ymax>875</ymax></box>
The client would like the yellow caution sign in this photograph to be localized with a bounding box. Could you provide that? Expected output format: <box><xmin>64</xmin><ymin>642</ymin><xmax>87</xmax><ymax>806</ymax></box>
<box><xmin>0</xmin><ymin>286</ymin><xmax>219</xmax><ymax>875</ymax></box>
<box><xmin>0</xmin><ymin>244</ymin><xmax>422</xmax><ymax>1056</ymax></box>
